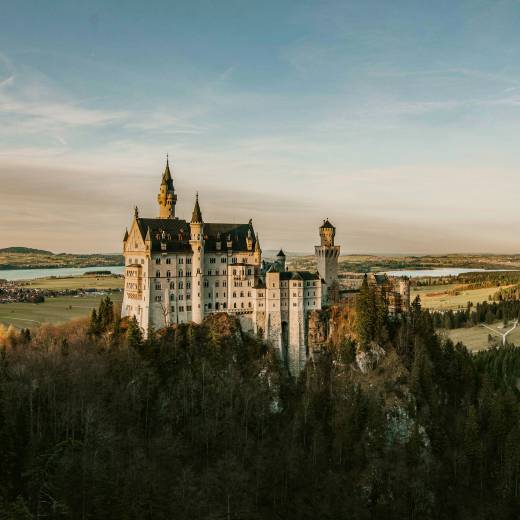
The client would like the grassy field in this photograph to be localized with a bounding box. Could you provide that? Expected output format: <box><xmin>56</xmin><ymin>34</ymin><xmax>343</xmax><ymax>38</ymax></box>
<box><xmin>445</xmin><ymin>321</ymin><xmax>520</xmax><ymax>352</ymax></box>
<box><xmin>24</xmin><ymin>274</ymin><xmax>124</xmax><ymax>290</ymax></box>
<box><xmin>0</xmin><ymin>250</ymin><xmax>123</xmax><ymax>270</ymax></box>
<box><xmin>0</xmin><ymin>293</ymin><xmax>123</xmax><ymax>328</ymax></box>
<box><xmin>411</xmin><ymin>283</ymin><xmax>507</xmax><ymax>310</ymax></box>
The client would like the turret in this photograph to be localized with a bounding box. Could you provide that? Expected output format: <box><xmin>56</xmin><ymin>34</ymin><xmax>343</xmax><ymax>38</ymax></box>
<box><xmin>276</xmin><ymin>249</ymin><xmax>286</xmax><ymax>271</ymax></box>
<box><xmin>157</xmin><ymin>156</ymin><xmax>177</xmax><ymax>219</ymax></box>
<box><xmin>319</xmin><ymin>219</ymin><xmax>335</xmax><ymax>247</ymax></box>
<box><xmin>189</xmin><ymin>193</ymin><xmax>204</xmax><ymax>323</ymax></box>
<box><xmin>254</xmin><ymin>233</ymin><xmax>262</xmax><ymax>263</ymax></box>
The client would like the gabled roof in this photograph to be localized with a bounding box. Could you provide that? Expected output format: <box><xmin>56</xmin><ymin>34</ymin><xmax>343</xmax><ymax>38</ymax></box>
<box><xmin>279</xmin><ymin>271</ymin><xmax>320</xmax><ymax>281</ymax></box>
<box><xmin>136</xmin><ymin>218</ymin><xmax>191</xmax><ymax>253</ymax></box>
<box><xmin>276</xmin><ymin>249</ymin><xmax>286</xmax><ymax>257</ymax></box>
<box><xmin>203</xmin><ymin>222</ymin><xmax>257</xmax><ymax>253</ymax></box>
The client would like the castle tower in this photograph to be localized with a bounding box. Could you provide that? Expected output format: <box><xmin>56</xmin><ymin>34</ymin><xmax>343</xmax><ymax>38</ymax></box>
<box><xmin>157</xmin><ymin>156</ymin><xmax>177</xmax><ymax>219</ymax></box>
<box><xmin>315</xmin><ymin>219</ymin><xmax>340</xmax><ymax>305</ymax></box>
<box><xmin>276</xmin><ymin>249</ymin><xmax>286</xmax><ymax>271</ymax></box>
<box><xmin>190</xmin><ymin>193</ymin><xmax>204</xmax><ymax>323</ymax></box>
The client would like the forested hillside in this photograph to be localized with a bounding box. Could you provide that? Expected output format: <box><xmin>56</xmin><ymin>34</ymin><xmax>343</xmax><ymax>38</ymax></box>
<box><xmin>1</xmin><ymin>293</ymin><xmax>520</xmax><ymax>519</ymax></box>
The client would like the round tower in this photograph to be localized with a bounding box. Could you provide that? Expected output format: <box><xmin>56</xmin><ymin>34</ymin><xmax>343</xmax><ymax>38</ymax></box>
<box><xmin>315</xmin><ymin>219</ymin><xmax>340</xmax><ymax>305</ymax></box>
<box><xmin>157</xmin><ymin>156</ymin><xmax>177</xmax><ymax>219</ymax></box>
<box><xmin>189</xmin><ymin>193</ymin><xmax>204</xmax><ymax>323</ymax></box>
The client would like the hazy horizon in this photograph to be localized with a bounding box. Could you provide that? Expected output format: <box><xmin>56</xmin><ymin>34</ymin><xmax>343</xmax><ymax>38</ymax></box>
<box><xmin>2</xmin><ymin>1</ymin><xmax>520</xmax><ymax>254</ymax></box>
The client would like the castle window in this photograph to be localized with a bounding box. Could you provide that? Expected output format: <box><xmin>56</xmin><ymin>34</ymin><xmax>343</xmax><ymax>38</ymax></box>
<box><xmin>208</xmin><ymin>303</ymin><xmax>212</xmax><ymax>309</ymax></box>
<box><xmin>247</xmin><ymin>291</ymin><xmax>251</xmax><ymax>297</ymax></box>
<box><xmin>155</xmin><ymin>284</ymin><xmax>161</xmax><ymax>290</ymax></box>
<box><xmin>186</xmin><ymin>258</ymin><xmax>191</xmax><ymax>264</ymax></box>
<box><xmin>216</xmin><ymin>270</ymin><xmax>219</xmax><ymax>275</ymax></box>
<box><xmin>179</xmin><ymin>258</ymin><xmax>184</xmax><ymax>264</ymax></box>
<box><xmin>187</xmin><ymin>293</ymin><xmax>191</xmax><ymax>300</ymax></box>
<box><xmin>187</xmin><ymin>282</ymin><xmax>191</xmax><ymax>289</ymax></box>
<box><xmin>215</xmin><ymin>302</ymin><xmax>219</xmax><ymax>310</ymax></box>
<box><xmin>231</xmin><ymin>257</ymin><xmax>237</xmax><ymax>264</ymax></box>
<box><xmin>221</xmin><ymin>257</ymin><xmax>227</xmax><ymax>263</ymax></box>
<box><xmin>166</xmin><ymin>271</ymin><xmax>171</xmax><ymax>278</ymax></box>
<box><xmin>155</xmin><ymin>295</ymin><xmax>162</xmax><ymax>302</ymax></box>
<box><xmin>155</xmin><ymin>258</ymin><xmax>161</xmax><ymax>264</ymax></box>
<box><xmin>170</xmin><ymin>282</ymin><xmax>175</xmax><ymax>289</ymax></box>
<box><xmin>141</xmin><ymin>259</ymin><xmax>144</xmax><ymax>264</ymax></box>
<box><xmin>247</xmin><ymin>269</ymin><xmax>252</xmax><ymax>275</ymax></box>
<box><xmin>248</xmin><ymin>302</ymin><xmax>252</xmax><ymax>308</ymax></box>
<box><xmin>215</xmin><ymin>281</ymin><xmax>219</xmax><ymax>288</ymax></box>
<box><xmin>233</xmin><ymin>269</ymin><xmax>236</xmax><ymax>276</ymax></box>
<box><xmin>178</xmin><ymin>281</ymin><xmax>183</xmax><ymax>289</ymax></box>
<box><xmin>240</xmin><ymin>291</ymin><xmax>244</xmax><ymax>297</ymax></box>
<box><xmin>179</xmin><ymin>306</ymin><xmax>184</xmax><ymax>312</ymax></box>
<box><xmin>187</xmin><ymin>305</ymin><xmax>192</xmax><ymax>311</ymax></box>
<box><xmin>166</xmin><ymin>258</ymin><xmax>171</xmax><ymax>264</ymax></box>
<box><xmin>241</xmin><ymin>302</ymin><xmax>244</xmax><ymax>308</ymax></box>
<box><xmin>223</xmin><ymin>303</ymin><xmax>227</xmax><ymax>309</ymax></box>
<box><xmin>233</xmin><ymin>302</ymin><xmax>237</xmax><ymax>308</ymax></box>
<box><xmin>204</xmin><ymin>280</ymin><xmax>209</xmax><ymax>287</ymax></box>
<box><xmin>216</xmin><ymin>292</ymin><xmax>218</xmax><ymax>298</ymax></box>
<box><xmin>170</xmin><ymin>293</ymin><xmax>175</xmax><ymax>299</ymax></box>
<box><xmin>223</xmin><ymin>281</ymin><xmax>227</xmax><ymax>287</ymax></box>
<box><xmin>178</xmin><ymin>294</ymin><xmax>183</xmax><ymax>301</ymax></box>
<box><xmin>171</xmin><ymin>306</ymin><xmax>175</xmax><ymax>312</ymax></box>
<box><xmin>293</xmin><ymin>303</ymin><xmax>297</xmax><ymax>307</ymax></box>
<box><xmin>210</xmin><ymin>257</ymin><xmax>216</xmax><ymax>264</ymax></box>
<box><xmin>179</xmin><ymin>270</ymin><xmax>183</xmax><ymax>277</ymax></box>
<box><xmin>156</xmin><ymin>270</ymin><xmax>160</xmax><ymax>278</ymax></box>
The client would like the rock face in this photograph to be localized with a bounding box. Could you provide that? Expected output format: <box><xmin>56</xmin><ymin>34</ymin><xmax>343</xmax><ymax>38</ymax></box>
<box><xmin>308</xmin><ymin>305</ymin><xmax>356</xmax><ymax>349</ymax></box>
<box><xmin>355</xmin><ymin>342</ymin><xmax>386</xmax><ymax>374</ymax></box>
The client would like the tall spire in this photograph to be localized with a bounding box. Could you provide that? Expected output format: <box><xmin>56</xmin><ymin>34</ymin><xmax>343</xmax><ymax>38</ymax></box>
<box><xmin>191</xmin><ymin>192</ymin><xmax>203</xmax><ymax>223</ymax></box>
<box><xmin>161</xmin><ymin>154</ymin><xmax>174</xmax><ymax>190</ymax></box>
<box><xmin>158</xmin><ymin>155</ymin><xmax>177</xmax><ymax>218</ymax></box>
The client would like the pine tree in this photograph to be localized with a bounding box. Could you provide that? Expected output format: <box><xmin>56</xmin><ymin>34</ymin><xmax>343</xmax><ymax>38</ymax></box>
<box><xmin>127</xmin><ymin>316</ymin><xmax>143</xmax><ymax>349</ymax></box>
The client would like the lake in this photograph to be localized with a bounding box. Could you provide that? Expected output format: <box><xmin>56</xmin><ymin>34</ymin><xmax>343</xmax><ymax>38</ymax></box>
<box><xmin>0</xmin><ymin>265</ymin><xmax>125</xmax><ymax>281</ymax></box>
<box><xmin>383</xmin><ymin>268</ymin><xmax>518</xmax><ymax>278</ymax></box>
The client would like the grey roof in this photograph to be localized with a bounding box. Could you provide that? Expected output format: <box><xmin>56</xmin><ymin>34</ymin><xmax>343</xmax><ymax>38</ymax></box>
<box><xmin>320</xmin><ymin>219</ymin><xmax>334</xmax><ymax>229</ymax></box>
<box><xmin>276</xmin><ymin>249</ymin><xmax>286</xmax><ymax>257</ymax></box>
<box><xmin>203</xmin><ymin>222</ymin><xmax>257</xmax><ymax>253</ymax></box>
<box><xmin>134</xmin><ymin>217</ymin><xmax>256</xmax><ymax>254</ymax></box>
<box><xmin>136</xmin><ymin>218</ymin><xmax>191</xmax><ymax>253</ymax></box>
<box><xmin>279</xmin><ymin>271</ymin><xmax>320</xmax><ymax>281</ymax></box>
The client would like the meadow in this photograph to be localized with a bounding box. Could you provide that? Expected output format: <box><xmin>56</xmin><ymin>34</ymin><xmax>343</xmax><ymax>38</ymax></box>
<box><xmin>0</xmin><ymin>292</ymin><xmax>123</xmax><ymax>328</ymax></box>
<box><xmin>410</xmin><ymin>283</ymin><xmax>505</xmax><ymax>311</ymax></box>
<box><xmin>24</xmin><ymin>273</ymin><xmax>124</xmax><ymax>290</ymax></box>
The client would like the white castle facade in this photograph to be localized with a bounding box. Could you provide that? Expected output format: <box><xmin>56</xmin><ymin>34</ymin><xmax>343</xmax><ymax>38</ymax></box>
<box><xmin>122</xmin><ymin>159</ymin><xmax>340</xmax><ymax>374</ymax></box>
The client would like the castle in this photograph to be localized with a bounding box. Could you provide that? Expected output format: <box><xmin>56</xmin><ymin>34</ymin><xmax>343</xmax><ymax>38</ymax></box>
<box><xmin>122</xmin><ymin>159</ymin><xmax>339</xmax><ymax>374</ymax></box>
<box><xmin>122</xmin><ymin>159</ymin><xmax>410</xmax><ymax>374</ymax></box>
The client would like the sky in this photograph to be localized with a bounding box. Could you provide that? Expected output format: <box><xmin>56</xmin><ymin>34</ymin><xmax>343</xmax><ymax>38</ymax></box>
<box><xmin>2</xmin><ymin>0</ymin><xmax>520</xmax><ymax>254</ymax></box>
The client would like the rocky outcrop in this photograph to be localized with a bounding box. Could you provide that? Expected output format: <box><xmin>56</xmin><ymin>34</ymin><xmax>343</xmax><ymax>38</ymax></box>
<box><xmin>355</xmin><ymin>342</ymin><xmax>386</xmax><ymax>374</ymax></box>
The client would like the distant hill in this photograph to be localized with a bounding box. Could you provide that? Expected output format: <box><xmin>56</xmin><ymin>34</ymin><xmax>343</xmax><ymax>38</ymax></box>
<box><xmin>0</xmin><ymin>248</ymin><xmax>124</xmax><ymax>270</ymax></box>
<box><xmin>0</xmin><ymin>247</ymin><xmax>54</xmax><ymax>255</ymax></box>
